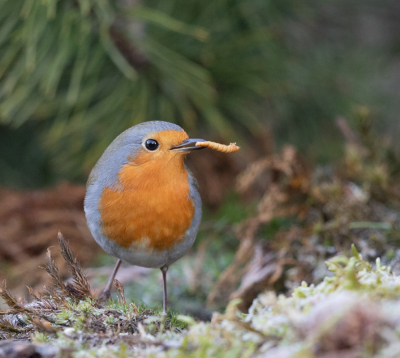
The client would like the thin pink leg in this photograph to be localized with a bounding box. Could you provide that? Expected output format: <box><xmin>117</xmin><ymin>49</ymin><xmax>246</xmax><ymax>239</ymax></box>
<box><xmin>98</xmin><ymin>259</ymin><xmax>122</xmax><ymax>302</ymax></box>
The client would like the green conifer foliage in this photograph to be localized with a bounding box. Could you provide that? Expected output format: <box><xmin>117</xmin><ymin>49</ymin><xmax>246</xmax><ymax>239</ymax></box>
<box><xmin>0</xmin><ymin>0</ymin><xmax>395</xmax><ymax>184</ymax></box>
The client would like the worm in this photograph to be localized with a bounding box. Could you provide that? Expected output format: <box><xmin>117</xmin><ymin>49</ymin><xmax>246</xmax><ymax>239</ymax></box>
<box><xmin>195</xmin><ymin>141</ymin><xmax>240</xmax><ymax>153</ymax></box>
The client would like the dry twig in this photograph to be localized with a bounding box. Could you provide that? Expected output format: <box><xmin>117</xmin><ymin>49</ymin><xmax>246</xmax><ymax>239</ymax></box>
<box><xmin>58</xmin><ymin>232</ymin><xmax>94</xmax><ymax>301</ymax></box>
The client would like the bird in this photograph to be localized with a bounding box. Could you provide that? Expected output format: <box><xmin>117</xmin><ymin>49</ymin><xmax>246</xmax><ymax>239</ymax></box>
<box><xmin>84</xmin><ymin>121</ymin><xmax>206</xmax><ymax>314</ymax></box>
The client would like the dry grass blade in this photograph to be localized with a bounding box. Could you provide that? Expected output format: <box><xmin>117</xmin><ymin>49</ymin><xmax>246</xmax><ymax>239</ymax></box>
<box><xmin>0</xmin><ymin>318</ymin><xmax>29</xmax><ymax>334</ymax></box>
<box><xmin>0</xmin><ymin>281</ymin><xmax>56</xmax><ymax>324</ymax></box>
<box><xmin>57</xmin><ymin>232</ymin><xmax>94</xmax><ymax>300</ymax></box>
<box><xmin>27</xmin><ymin>287</ymin><xmax>40</xmax><ymax>301</ymax></box>
<box><xmin>0</xmin><ymin>281</ymin><xmax>23</xmax><ymax>311</ymax></box>
<box><xmin>114</xmin><ymin>279</ymin><xmax>126</xmax><ymax>305</ymax></box>
<box><xmin>44</xmin><ymin>248</ymin><xmax>67</xmax><ymax>294</ymax></box>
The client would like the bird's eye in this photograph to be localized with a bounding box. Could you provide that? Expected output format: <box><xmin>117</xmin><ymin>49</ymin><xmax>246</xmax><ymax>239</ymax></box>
<box><xmin>145</xmin><ymin>139</ymin><xmax>159</xmax><ymax>151</ymax></box>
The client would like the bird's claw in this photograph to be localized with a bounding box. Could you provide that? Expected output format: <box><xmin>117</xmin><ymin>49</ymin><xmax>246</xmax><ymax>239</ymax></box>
<box><xmin>97</xmin><ymin>290</ymin><xmax>111</xmax><ymax>303</ymax></box>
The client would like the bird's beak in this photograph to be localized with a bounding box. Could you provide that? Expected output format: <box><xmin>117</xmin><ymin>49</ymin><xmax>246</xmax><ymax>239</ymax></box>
<box><xmin>170</xmin><ymin>138</ymin><xmax>207</xmax><ymax>152</ymax></box>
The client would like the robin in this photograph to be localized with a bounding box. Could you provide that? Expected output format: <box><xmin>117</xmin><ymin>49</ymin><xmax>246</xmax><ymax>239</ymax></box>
<box><xmin>84</xmin><ymin>121</ymin><xmax>209</xmax><ymax>313</ymax></box>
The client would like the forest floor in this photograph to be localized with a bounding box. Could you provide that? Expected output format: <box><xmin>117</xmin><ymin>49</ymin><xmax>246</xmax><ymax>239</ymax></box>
<box><xmin>0</xmin><ymin>235</ymin><xmax>400</xmax><ymax>357</ymax></box>
<box><xmin>2</xmin><ymin>122</ymin><xmax>400</xmax><ymax>357</ymax></box>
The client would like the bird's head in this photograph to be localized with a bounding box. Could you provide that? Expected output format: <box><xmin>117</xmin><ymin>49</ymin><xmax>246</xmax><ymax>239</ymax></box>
<box><xmin>127</xmin><ymin>123</ymin><xmax>205</xmax><ymax>167</ymax></box>
<box><xmin>87</xmin><ymin>121</ymin><xmax>206</xmax><ymax>189</ymax></box>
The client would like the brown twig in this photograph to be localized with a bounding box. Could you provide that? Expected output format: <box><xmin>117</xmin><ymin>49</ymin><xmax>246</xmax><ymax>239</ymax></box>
<box><xmin>114</xmin><ymin>279</ymin><xmax>126</xmax><ymax>305</ymax></box>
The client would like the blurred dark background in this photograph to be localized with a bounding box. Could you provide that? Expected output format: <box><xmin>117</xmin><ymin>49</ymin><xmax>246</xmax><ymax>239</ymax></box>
<box><xmin>1</xmin><ymin>0</ymin><xmax>400</xmax><ymax>315</ymax></box>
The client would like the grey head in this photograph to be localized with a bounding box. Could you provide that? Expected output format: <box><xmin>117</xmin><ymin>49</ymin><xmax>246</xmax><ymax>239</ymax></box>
<box><xmin>86</xmin><ymin>121</ymin><xmax>185</xmax><ymax>190</ymax></box>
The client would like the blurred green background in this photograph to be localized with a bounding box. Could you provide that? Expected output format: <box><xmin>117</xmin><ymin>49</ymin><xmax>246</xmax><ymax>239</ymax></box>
<box><xmin>1</xmin><ymin>0</ymin><xmax>400</xmax><ymax>187</ymax></box>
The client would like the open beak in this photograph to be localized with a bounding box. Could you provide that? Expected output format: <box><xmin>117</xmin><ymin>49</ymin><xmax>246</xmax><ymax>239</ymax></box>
<box><xmin>170</xmin><ymin>138</ymin><xmax>206</xmax><ymax>152</ymax></box>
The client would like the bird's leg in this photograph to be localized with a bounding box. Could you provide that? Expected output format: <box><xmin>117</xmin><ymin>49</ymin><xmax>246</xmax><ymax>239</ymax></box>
<box><xmin>98</xmin><ymin>259</ymin><xmax>122</xmax><ymax>302</ymax></box>
<box><xmin>161</xmin><ymin>265</ymin><xmax>169</xmax><ymax>315</ymax></box>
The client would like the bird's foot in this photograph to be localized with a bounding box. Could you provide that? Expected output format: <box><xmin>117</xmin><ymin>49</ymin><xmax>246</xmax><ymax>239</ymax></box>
<box><xmin>97</xmin><ymin>289</ymin><xmax>111</xmax><ymax>303</ymax></box>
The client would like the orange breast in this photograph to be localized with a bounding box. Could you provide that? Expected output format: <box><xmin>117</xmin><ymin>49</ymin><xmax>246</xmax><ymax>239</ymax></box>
<box><xmin>99</xmin><ymin>149</ymin><xmax>195</xmax><ymax>251</ymax></box>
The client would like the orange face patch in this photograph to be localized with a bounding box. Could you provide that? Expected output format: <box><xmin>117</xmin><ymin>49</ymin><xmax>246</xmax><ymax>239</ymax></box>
<box><xmin>99</xmin><ymin>130</ymin><xmax>195</xmax><ymax>251</ymax></box>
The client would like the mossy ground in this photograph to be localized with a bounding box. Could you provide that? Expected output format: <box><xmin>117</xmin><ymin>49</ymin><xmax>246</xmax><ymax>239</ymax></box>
<box><xmin>1</xmin><ymin>235</ymin><xmax>400</xmax><ymax>357</ymax></box>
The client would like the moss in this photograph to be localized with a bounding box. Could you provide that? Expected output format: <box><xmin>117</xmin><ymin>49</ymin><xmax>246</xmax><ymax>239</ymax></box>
<box><xmin>3</xmin><ymin>235</ymin><xmax>400</xmax><ymax>357</ymax></box>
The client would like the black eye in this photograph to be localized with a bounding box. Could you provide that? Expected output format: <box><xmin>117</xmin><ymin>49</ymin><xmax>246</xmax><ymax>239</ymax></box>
<box><xmin>145</xmin><ymin>139</ymin><xmax>159</xmax><ymax>151</ymax></box>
